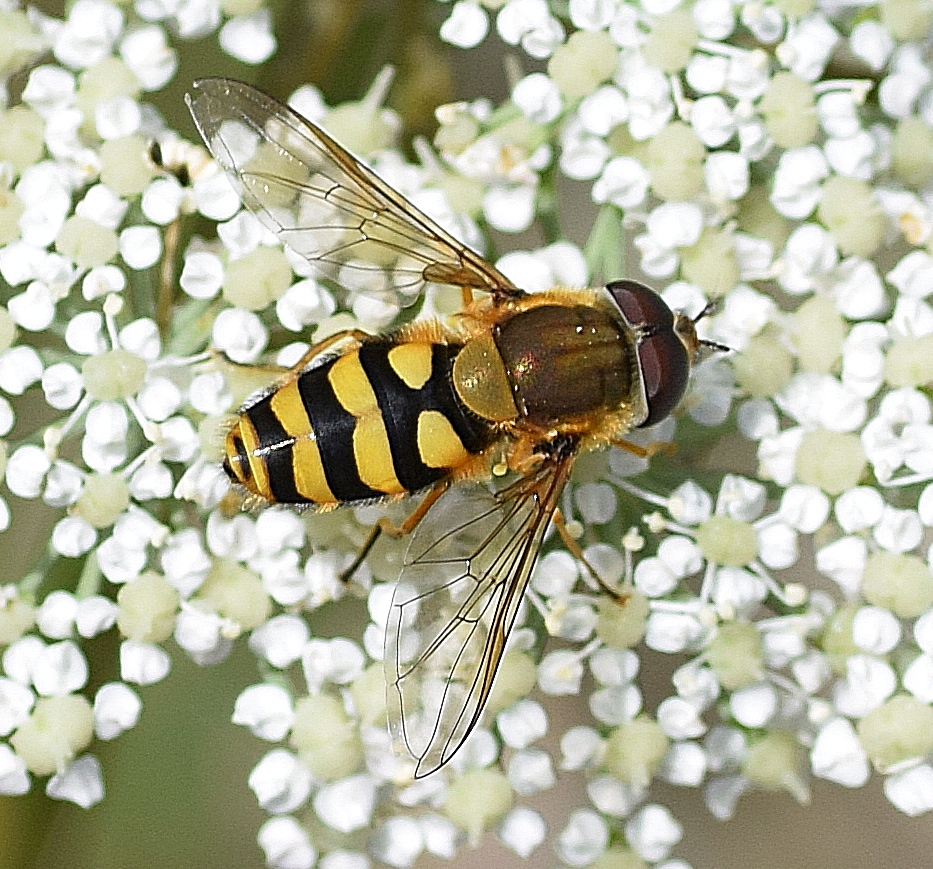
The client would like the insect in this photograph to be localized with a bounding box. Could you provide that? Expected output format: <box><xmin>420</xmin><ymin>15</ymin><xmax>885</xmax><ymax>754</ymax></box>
<box><xmin>147</xmin><ymin>137</ymin><xmax>212</xmax><ymax>187</ymax></box>
<box><xmin>187</xmin><ymin>78</ymin><xmax>722</xmax><ymax>778</ymax></box>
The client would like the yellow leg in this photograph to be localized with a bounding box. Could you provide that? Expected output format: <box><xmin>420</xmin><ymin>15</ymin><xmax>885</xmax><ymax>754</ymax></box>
<box><xmin>339</xmin><ymin>480</ymin><xmax>451</xmax><ymax>582</ymax></box>
<box><xmin>611</xmin><ymin>438</ymin><xmax>676</xmax><ymax>459</ymax></box>
<box><xmin>552</xmin><ymin>508</ymin><xmax>628</xmax><ymax>602</ymax></box>
<box><xmin>215</xmin><ymin>328</ymin><xmax>370</xmax><ymax>382</ymax></box>
<box><xmin>286</xmin><ymin>329</ymin><xmax>370</xmax><ymax>374</ymax></box>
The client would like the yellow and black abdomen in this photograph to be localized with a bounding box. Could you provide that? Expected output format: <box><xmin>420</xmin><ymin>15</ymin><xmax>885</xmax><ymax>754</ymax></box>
<box><xmin>224</xmin><ymin>339</ymin><xmax>497</xmax><ymax>506</ymax></box>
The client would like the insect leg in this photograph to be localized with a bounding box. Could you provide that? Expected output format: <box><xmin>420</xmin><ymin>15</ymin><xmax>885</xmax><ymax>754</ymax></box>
<box><xmin>552</xmin><ymin>509</ymin><xmax>628</xmax><ymax>602</ymax></box>
<box><xmin>338</xmin><ymin>479</ymin><xmax>451</xmax><ymax>583</ymax></box>
<box><xmin>215</xmin><ymin>329</ymin><xmax>371</xmax><ymax>385</ymax></box>
<box><xmin>287</xmin><ymin>329</ymin><xmax>370</xmax><ymax>373</ymax></box>
<box><xmin>610</xmin><ymin>438</ymin><xmax>677</xmax><ymax>459</ymax></box>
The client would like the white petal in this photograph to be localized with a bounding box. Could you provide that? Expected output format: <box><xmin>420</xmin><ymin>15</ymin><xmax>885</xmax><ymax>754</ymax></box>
<box><xmin>249</xmin><ymin>749</ymin><xmax>313</xmax><ymax>814</ymax></box>
<box><xmin>810</xmin><ymin>717</ymin><xmax>869</xmax><ymax>787</ymax></box>
<box><xmin>625</xmin><ymin>803</ymin><xmax>682</xmax><ymax>862</ymax></box>
<box><xmin>257</xmin><ymin>816</ymin><xmax>316</xmax><ymax>869</ymax></box>
<box><xmin>885</xmin><ymin>764</ymin><xmax>933</xmax><ymax>816</ymax></box>
<box><xmin>119</xmin><ymin>639</ymin><xmax>171</xmax><ymax>685</ymax></box>
<box><xmin>498</xmin><ymin>805</ymin><xmax>546</xmax><ymax>858</ymax></box>
<box><xmin>93</xmin><ymin>681</ymin><xmax>141</xmax><ymax>739</ymax></box>
<box><xmin>232</xmin><ymin>684</ymin><xmax>294</xmax><ymax>741</ymax></box>
<box><xmin>497</xmin><ymin>699</ymin><xmax>548</xmax><ymax>748</ymax></box>
<box><xmin>313</xmin><ymin>774</ymin><xmax>376</xmax><ymax>832</ymax></box>
<box><xmin>46</xmin><ymin>755</ymin><xmax>104</xmax><ymax>808</ymax></box>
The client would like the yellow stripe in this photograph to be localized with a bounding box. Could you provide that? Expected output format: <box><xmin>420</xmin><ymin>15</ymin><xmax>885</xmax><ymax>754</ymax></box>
<box><xmin>328</xmin><ymin>352</ymin><xmax>378</xmax><ymax>416</ymax></box>
<box><xmin>292</xmin><ymin>434</ymin><xmax>337</xmax><ymax>504</ymax></box>
<box><xmin>416</xmin><ymin>410</ymin><xmax>469</xmax><ymax>469</ymax></box>
<box><xmin>270</xmin><ymin>380</ymin><xmax>310</xmax><ymax>437</ymax></box>
<box><xmin>388</xmin><ymin>343</ymin><xmax>433</xmax><ymax>390</ymax></box>
<box><xmin>268</xmin><ymin>379</ymin><xmax>337</xmax><ymax>503</ymax></box>
<box><xmin>239</xmin><ymin>416</ymin><xmax>271</xmax><ymax>499</ymax></box>
<box><xmin>353</xmin><ymin>415</ymin><xmax>404</xmax><ymax>494</ymax></box>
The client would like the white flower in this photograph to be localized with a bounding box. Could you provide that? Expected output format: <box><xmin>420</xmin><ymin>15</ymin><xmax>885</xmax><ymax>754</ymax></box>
<box><xmin>729</xmin><ymin>681</ymin><xmax>777</xmax><ymax>728</ymax></box>
<box><xmin>119</xmin><ymin>640</ymin><xmax>171</xmax><ymax>685</ymax></box>
<box><xmin>440</xmin><ymin>1</ymin><xmax>489</xmax><ymax>49</ymax></box>
<box><xmin>301</xmin><ymin>638</ymin><xmax>365</xmax><ymax>692</ymax></box>
<box><xmin>0</xmin><ymin>744</ymin><xmax>30</xmax><ymax>796</ymax></box>
<box><xmin>249</xmin><ymin>749</ymin><xmax>313</xmax><ymax>815</ymax></box>
<box><xmin>46</xmin><ymin>755</ymin><xmax>105</xmax><ymax>807</ymax></box>
<box><xmin>556</xmin><ymin>808</ymin><xmax>608</xmax><ymax>867</ymax></box>
<box><xmin>538</xmin><ymin>648</ymin><xmax>586</xmax><ymax>695</ymax></box>
<box><xmin>249</xmin><ymin>615</ymin><xmax>309</xmax><ymax>669</ymax></box>
<box><xmin>657</xmin><ymin>696</ymin><xmax>707</xmax><ymax>740</ymax></box>
<box><xmin>592</xmin><ymin>156</ymin><xmax>650</xmax><ymax>209</ymax></box>
<box><xmin>770</xmin><ymin>147</ymin><xmax>830</xmax><ymax>219</ymax></box>
<box><xmin>661</xmin><ymin>741</ymin><xmax>708</xmax><ymax>787</ymax></box>
<box><xmin>498</xmin><ymin>805</ymin><xmax>547</xmax><ymax>857</ymax></box>
<box><xmin>313</xmin><ymin>774</ymin><xmax>377</xmax><ymax>832</ymax></box>
<box><xmin>233</xmin><ymin>684</ymin><xmax>294</xmax><ymax>741</ymax></box>
<box><xmin>258</xmin><ymin>816</ymin><xmax>317</xmax><ymax>869</ymax></box>
<box><xmin>507</xmin><ymin>748</ymin><xmax>555</xmax><ymax>794</ymax></box>
<box><xmin>560</xmin><ymin>725</ymin><xmax>603</xmax><ymax>771</ymax></box>
<box><xmin>369</xmin><ymin>816</ymin><xmax>424</xmax><ymax>869</ymax></box>
<box><xmin>587</xmin><ymin>774</ymin><xmax>642</xmax><ymax>817</ymax></box>
<box><xmin>31</xmin><ymin>641</ymin><xmax>89</xmax><ymax>696</ymax></box>
<box><xmin>885</xmin><ymin>765</ymin><xmax>933</xmax><ymax>816</ymax></box>
<box><xmin>211</xmin><ymin>308</ymin><xmax>268</xmax><ymax>363</ymax></box>
<box><xmin>219</xmin><ymin>10</ymin><xmax>277</xmax><ymax>65</ymax></box>
<box><xmin>810</xmin><ymin>717</ymin><xmax>869</xmax><ymax>787</ymax></box>
<box><xmin>779</xmin><ymin>14</ymin><xmax>840</xmax><ymax>80</ymax></box>
<box><xmin>497</xmin><ymin>699</ymin><xmax>548</xmax><ymax>749</ymax></box>
<box><xmin>52</xmin><ymin>0</ymin><xmax>125</xmax><ymax>71</ymax></box>
<box><xmin>849</xmin><ymin>20</ymin><xmax>893</xmax><ymax>71</ymax></box>
<box><xmin>93</xmin><ymin>682</ymin><xmax>141</xmax><ymax>740</ymax></box>
<box><xmin>634</xmin><ymin>201</ymin><xmax>704</xmax><ymax>277</ymax></box>
<box><xmin>496</xmin><ymin>0</ymin><xmax>565</xmax><ymax>59</ymax></box>
<box><xmin>625</xmin><ymin>803</ymin><xmax>683</xmax><ymax>862</ymax></box>
<box><xmin>833</xmin><ymin>654</ymin><xmax>897</xmax><ymax>717</ymax></box>
<box><xmin>119</xmin><ymin>226</ymin><xmax>162</xmax><ymax>269</ymax></box>
<box><xmin>0</xmin><ymin>679</ymin><xmax>35</xmax><ymax>736</ymax></box>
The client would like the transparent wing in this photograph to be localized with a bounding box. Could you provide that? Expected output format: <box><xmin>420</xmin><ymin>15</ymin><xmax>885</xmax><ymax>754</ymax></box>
<box><xmin>186</xmin><ymin>78</ymin><xmax>518</xmax><ymax>305</ymax></box>
<box><xmin>386</xmin><ymin>451</ymin><xmax>576</xmax><ymax>778</ymax></box>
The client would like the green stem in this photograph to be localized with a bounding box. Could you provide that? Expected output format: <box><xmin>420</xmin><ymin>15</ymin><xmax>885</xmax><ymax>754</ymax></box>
<box><xmin>18</xmin><ymin>540</ymin><xmax>58</xmax><ymax>600</ymax></box>
<box><xmin>536</xmin><ymin>165</ymin><xmax>562</xmax><ymax>245</ymax></box>
<box><xmin>75</xmin><ymin>549</ymin><xmax>102</xmax><ymax>599</ymax></box>
<box><xmin>584</xmin><ymin>205</ymin><xmax>626</xmax><ymax>284</ymax></box>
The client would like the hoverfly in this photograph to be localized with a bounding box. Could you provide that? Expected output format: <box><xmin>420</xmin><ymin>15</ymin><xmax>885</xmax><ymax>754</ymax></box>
<box><xmin>187</xmin><ymin>78</ymin><xmax>720</xmax><ymax>778</ymax></box>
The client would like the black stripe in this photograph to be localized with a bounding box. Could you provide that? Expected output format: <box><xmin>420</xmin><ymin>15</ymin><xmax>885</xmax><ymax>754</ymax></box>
<box><xmin>358</xmin><ymin>342</ymin><xmax>438</xmax><ymax>492</ymax></box>
<box><xmin>234</xmin><ymin>432</ymin><xmax>251</xmax><ymax>484</ymax></box>
<box><xmin>246</xmin><ymin>398</ymin><xmax>303</xmax><ymax>503</ymax></box>
<box><xmin>358</xmin><ymin>341</ymin><xmax>495</xmax><ymax>492</ymax></box>
<box><xmin>296</xmin><ymin>358</ymin><xmax>380</xmax><ymax>502</ymax></box>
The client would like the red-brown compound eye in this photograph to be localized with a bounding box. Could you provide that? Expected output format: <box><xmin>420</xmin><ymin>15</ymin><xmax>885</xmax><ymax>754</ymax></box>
<box><xmin>605</xmin><ymin>279</ymin><xmax>691</xmax><ymax>428</ymax></box>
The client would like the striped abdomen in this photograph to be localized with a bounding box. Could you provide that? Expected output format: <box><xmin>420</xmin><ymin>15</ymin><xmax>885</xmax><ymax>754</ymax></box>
<box><xmin>224</xmin><ymin>339</ymin><xmax>496</xmax><ymax>505</ymax></box>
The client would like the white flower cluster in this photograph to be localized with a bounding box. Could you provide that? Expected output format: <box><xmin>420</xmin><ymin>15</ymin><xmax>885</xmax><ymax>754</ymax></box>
<box><xmin>0</xmin><ymin>0</ymin><xmax>279</xmax><ymax>809</ymax></box>
<box><xmin>429</xmin><ymin>0</ymin><xmax>933</xmax><ymax>830</ymax></box>
<box><xmin>1</xmin><ymin>0</ymin><xmax>933</xmax><ymax>866</ymax></box>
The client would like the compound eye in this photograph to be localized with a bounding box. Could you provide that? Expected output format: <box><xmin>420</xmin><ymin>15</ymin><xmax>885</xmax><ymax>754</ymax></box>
<box><xmin>607</xmin><ymin>279</ymin><xmax>673</xmax><ymax>333</ymax></box>
<box><xmin>605</xmin><ymin>280</ymin><xmax>691</xmax><ymax>428</ymax></box>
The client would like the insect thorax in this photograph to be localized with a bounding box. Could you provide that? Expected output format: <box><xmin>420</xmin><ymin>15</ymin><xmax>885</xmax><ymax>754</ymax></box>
<box><xmin>492</xmin><ymin>303</ymin><xmax>638</xmax><ymax>429</ymax></box>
